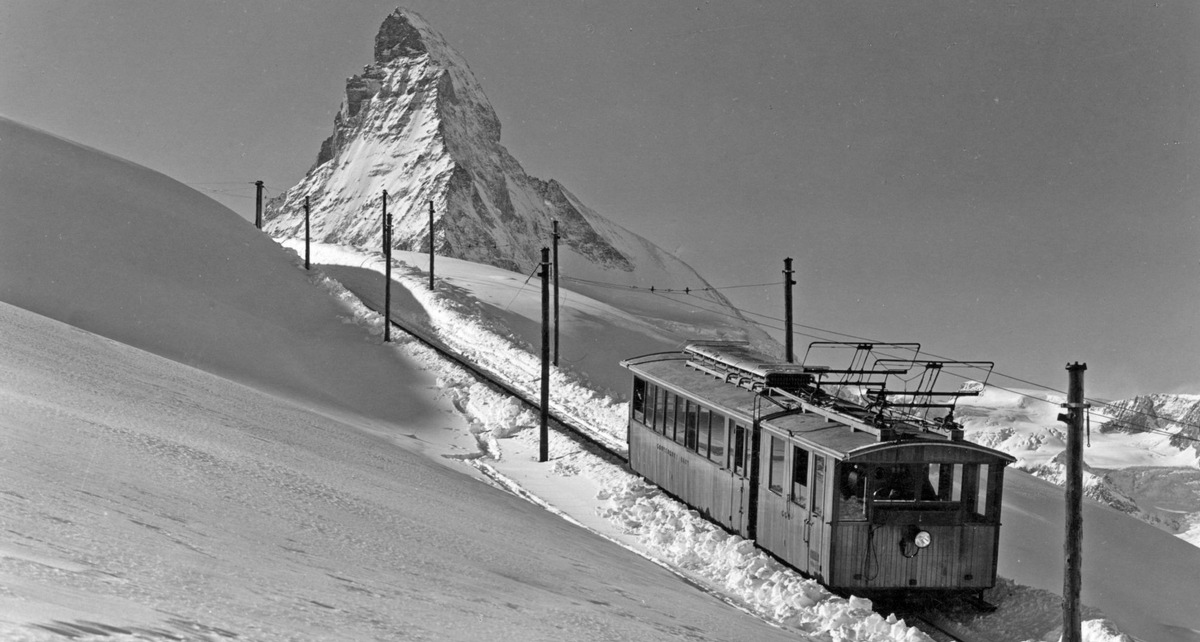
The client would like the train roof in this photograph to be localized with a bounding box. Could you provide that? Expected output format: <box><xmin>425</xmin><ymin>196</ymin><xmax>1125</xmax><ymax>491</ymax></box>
<box><xmin>624</xmin><ymin>352</ymin><xmax>761</xmax><ymax>420</ymax></box>
<box><xmin>622</xmin><ymin>345</ymin><xmax>1015</xmax><ymax>463</ymax></box>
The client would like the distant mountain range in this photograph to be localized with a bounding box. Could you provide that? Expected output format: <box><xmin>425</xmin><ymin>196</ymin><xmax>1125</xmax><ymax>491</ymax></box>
<box><xmin>958</xmin><ymin>389</ymin><xmax>1200</xmax><ymax>546</ymax></box>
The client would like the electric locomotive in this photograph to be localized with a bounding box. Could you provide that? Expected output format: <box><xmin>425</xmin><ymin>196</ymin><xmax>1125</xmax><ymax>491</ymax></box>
<box><xmin>621</xmin><ymin>340</ymin><xmax>1014</xmax><ymax>601</ymax></box>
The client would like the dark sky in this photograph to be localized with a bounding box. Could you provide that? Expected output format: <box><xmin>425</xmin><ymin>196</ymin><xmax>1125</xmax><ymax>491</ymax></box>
<box><xmin>2</xmin><ymin>0</ymin><xmax>1197</xmax><ymax>399</ymax></box>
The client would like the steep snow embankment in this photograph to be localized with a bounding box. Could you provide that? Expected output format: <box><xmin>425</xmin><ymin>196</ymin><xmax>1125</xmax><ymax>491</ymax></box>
<box><xmin>0</xmin><ymin>116</ymin><xmax>437</xmax><ymax>428</ymax></box>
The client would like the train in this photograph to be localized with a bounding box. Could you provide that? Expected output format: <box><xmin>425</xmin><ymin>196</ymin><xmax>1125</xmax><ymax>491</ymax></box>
<box><xmin>621</xmin><ymin>340</ymin><xmax>1015</xmax><ymax>603</ymax></box>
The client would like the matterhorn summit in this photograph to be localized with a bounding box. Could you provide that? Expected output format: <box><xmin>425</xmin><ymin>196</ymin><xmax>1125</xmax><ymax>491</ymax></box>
<box><xmin>264</xmin><ymin>8</ymin><xmax>734</xmax><ymax>313</ymax></box>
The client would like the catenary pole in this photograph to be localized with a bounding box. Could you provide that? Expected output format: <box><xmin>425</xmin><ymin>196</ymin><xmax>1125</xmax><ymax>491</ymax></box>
<box><xmin>428</xmin><ymin>200</ymin><xmax>436</xmax><ymax>291</ymax></box>
<box><xmin>254</xmin><ymin>180</ymin><xmax>264</xmax><ymax>229</ymax></box>
<box><xmin>552</xmin><ymin>220</ymin><xmax>560</xmax><ymax>366</ymax></box>
<box><xmin>304</xmin><ymin>195</ymin><xmax>311</xmax><ymax>270</ymax></box>
<box><xmin>383</xmin><ymin>190</ymin><xmax>392</xmax><ymax>343</ymax></box>
<box><xmin>783</xmin><ymin>257</ymin><xmax>795</xmax><ymax>363</ymax></box>
<box><xmin>539</xmin><ymin>247</ymin><xmax>551</xmax><ymax>463</ymax></box>
<box><xmin>1059</xmin><ymin>362</ymin><xmax>1088</xmax><ymax>642</ymax></box>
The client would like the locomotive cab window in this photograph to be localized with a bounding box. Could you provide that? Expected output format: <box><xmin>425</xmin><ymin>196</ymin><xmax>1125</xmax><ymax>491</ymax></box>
<box><xmin>837</xmin><ymin>462</ymin><xmax>866</xmax><ymax>520</ymax></box>
<box><xmin>976</xmin><ymin>463</ymin><xmax>993</xmax><ymax>519</ymax></box>
<box><xmin>866</xmin><ymin>462</ymin><xmax>997</xmax><ymax>519</ymax></box>
<box><xmin>871</xmin><ymin>464</ymin><xmax>939</xmax><ymax>502</ymax></box>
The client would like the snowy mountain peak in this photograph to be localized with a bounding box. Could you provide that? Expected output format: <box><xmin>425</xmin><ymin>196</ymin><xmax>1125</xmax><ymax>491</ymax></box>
<box><xmin>265</xmin><ymin>6</ymin><xmax>724</xmax><ymax>286</ymax></box>
<box><xmin>1100</xmin><ymin>393</ymin><xmax>1200</xmax><ymax>448</ymax></box>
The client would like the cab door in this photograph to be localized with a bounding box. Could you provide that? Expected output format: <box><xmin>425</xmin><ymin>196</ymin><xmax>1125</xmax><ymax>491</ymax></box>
<box><xmin>805</xmin><ymin>454</ymin><xmax>828</xmax><ymax>580</ymax></box>
<box><xmin>787</xmin><ymin>445</ymin><xmax>812</xmax><ymax>574</ymax></box>
<box><xmin>728</xmin><ymin>423</ymin><xmax>751</xmax><ymax>537</ymax></box>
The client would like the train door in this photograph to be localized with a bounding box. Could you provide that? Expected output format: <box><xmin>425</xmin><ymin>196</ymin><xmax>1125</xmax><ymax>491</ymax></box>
<box><xmin>788</xmin><ymin>445</ymin><xmax>812</xmax><ymax>574</ymax></box>
<box><xmin>806</xmin><ymin>453</ymin><xmax>827</xmax><ymax>579</ymax></box>
<box><xmin>729</xmin><ymin>422</ymin><xmax>750</xmax><ymax>537</ymax></box>
<box><xmin>756</xmin><ymin>433</ymin><xmax>792</xmax><ymax>562</ymax></box>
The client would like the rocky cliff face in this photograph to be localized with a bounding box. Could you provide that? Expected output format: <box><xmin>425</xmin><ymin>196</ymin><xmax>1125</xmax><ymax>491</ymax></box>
<box><xmin>263</xmin><ymin>8</ymin><xmax>660</xmax><ymax>277</ymax></box>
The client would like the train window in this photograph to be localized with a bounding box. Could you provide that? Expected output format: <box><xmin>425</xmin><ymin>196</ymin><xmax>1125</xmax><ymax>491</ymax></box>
<box><xmin>697</xmin><ymin>407</ymin><xmax>711</xmax><ymax>458</ymax></box>
<box><xmin>732</xmin><ymin>425</ymin><xmax>747</xmax><ymax>475</ymax></box>
<box><xmin>671</xmin><ymin>394</ymin><xmax>683</xmax><ymax>440</ymax></box>
<box><xmin>653</xmin><ymin>386</ymin><xmax>667</xmax><ymax>434</ymax></box>
<box><xmin>925</xmin><ymin>463</ymin><xmax>964</xmax><ymax>502</ymax></box>
<box><xmin>632</xmin><ymin>378</ymin><xmax>646</xmax><ymax>423</ymax></box>
<box><xmin>871</xmin><ymin>465</ymin><xmax>922</xmax><ymax>501</ymax></box>
<box><xmin>976</xmin><ymin>464</ymin><xmax>991</xmax><ymax>518</ymax></box>
<box><xmin>791</xmin><ymin>446</ymin><xmax>809</xmax><ymax>509</ymax></box>
<box><xmin>708</xmin><ymin>414</ymin><xmax>726</xmax><ymax>463</ymax></box>
<box><xmin>645</xmin><ymin>383</ymin><xmax>658</xmax><ymax>430</ymax></box>
<box><xmin>768</xmin><ymin>436</ymin><xmax>785</xmax><ymax>494</ymax></box>
<box><xmin>683</xmin><ymin>400</ymin><xmax>698</xmax><ymax>450</ymax></box>
<box><xmin>660</xmin><ymin>393</ymin><xmax>674</xmax><ymax>438</ymax></box>
<box><xmin>837</xmin><ymin>463</ymin><xmax>866</xmax><ymax>519</ymax></box>
<box><xmin>811</xmin><ymin>455</ymin><xmax>826</xmax><ymax>518</ymax></box>
<box><xmin>960</xmin><ymin>463</ymin><xmax>980</xmax><ymax>514</ymax></box>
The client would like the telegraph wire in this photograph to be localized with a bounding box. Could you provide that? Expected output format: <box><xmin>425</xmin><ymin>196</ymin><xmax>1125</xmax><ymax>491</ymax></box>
<box><xmin>561</xmin><ymin>275</ymin><xmax>783</xmax><ymax>294</ymax></box>
<box><xmin>561</xmin><ymin>271</ymin><xmax>1200</xmax><ymax>441</ymax></box>
<box><xmin>501</xmin><ymin>264</ymin><xmax>542</xmax><ymax>314</ymax></box>
<box><xmin>241</xmin><ymin>198</ymin><xmax>1199</xmax><ymax>440</ymax></box>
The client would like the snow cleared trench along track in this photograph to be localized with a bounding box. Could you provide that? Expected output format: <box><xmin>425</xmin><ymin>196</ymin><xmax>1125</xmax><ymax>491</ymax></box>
<box><xmin>334</xmin><ymin>279</ymin><xmax>627</xmax><ymax>458</ymax></box>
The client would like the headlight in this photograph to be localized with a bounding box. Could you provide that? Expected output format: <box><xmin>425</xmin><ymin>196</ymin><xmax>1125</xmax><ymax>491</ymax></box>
<box><xmin>914</xmin><ymin>530</ymin><xmax>932</xmax><ymax>548</ymax></box>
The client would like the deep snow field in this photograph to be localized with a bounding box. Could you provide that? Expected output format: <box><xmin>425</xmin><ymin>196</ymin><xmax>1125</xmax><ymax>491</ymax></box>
<box><xmin>3</xmin><ymin>117</ymin><xmax>1200</xmax><ymax>641</ymax></box>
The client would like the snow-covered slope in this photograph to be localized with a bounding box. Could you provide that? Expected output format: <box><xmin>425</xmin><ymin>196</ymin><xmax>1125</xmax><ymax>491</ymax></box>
<box><xmin>0</xmin><ymin>115</ymin><xmax>438</xmax><ymax>427</ymax></box>
<box><xmin>260</xmin><ymin>8</ymin><xmax>768</xmax><ymax>350</ymax></box>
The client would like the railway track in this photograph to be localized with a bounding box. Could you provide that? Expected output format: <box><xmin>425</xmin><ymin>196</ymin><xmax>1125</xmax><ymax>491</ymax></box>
<box><xmin>335</xmin><ymin>279</ymin><xmax>623</xmax><ymax>458</ymax></box>
<box><xmin>336</xmin><ymin>275</ymin><xmax>991</xmax><ymax>642</ymax></box>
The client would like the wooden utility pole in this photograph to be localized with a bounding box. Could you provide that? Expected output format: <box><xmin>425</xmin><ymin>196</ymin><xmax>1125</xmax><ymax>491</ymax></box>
<box><xmin>304</xmin><ymin>195</ymin><xmax>311</xmax><ymax>270</ymax></box>
<box><xmin>383</xmin><ymin>190</ymin><xmax>392</xmax><ymax>343</ymax></box>
<box><xmin>783</xmin><ymin>257</ymin><xmax>795</xmax><ymax>363</ymax></box>
<box><xmin>254</xmin><ymin>180</ymin><xmax>264</xmax><ymax>229</ymax></box>
<box><xmin>1058</xmin><ymin>362</ymin><xmax>1088</xmax><ymax>642</ymax></box>
<box><xmin>539</xmin><ymin>247</ymin><xmax>551</xmax><ymax>463</ymax></box>
<box><xmin>552</xmin><ymin>220</ymin><xmax>560</xmax><ymax>366</ymax></box>
<box><xmin>428</xmin><ymin>200</ymin><xmax>436</xmax><ymax>291</ymax></box>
